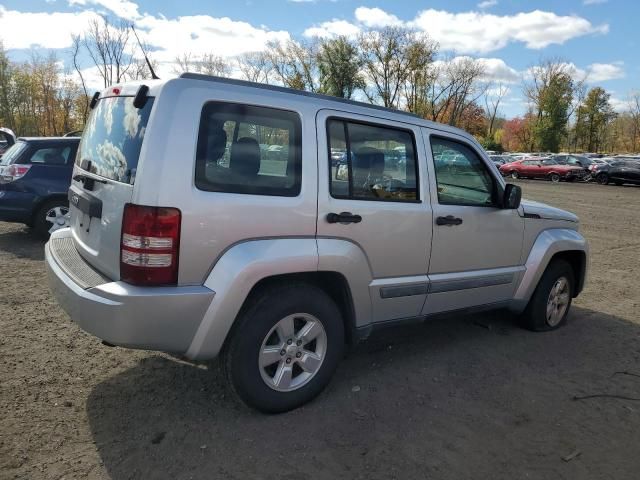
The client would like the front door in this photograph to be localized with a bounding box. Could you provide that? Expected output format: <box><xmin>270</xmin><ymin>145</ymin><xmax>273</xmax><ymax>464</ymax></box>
<box><xmin>316</xmin><ymin>110</ymin><xmax>432</xmax><ymax>323</ymax></box>
<box><xmin>422</xmin><ymin>130</ymin><xmax>525</xmax><ymax>315</ymax></box>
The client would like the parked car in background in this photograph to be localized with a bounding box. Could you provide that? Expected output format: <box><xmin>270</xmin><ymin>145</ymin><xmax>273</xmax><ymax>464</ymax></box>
<box><xmin>594</xmin><ymin>159</ymin><xmax>640</xmax><ymax>185</ymax></box>
<box><xmin>45</xmin><ymin>75</ymin><xmax>588</xmax><ymax>413</ymax></box>
<box><xmin>0</xmin><ymin>136</ymin><xmax>79</xmax><ymax>237</ymax></box>
<box><xmin>500</xmin><ymin>158</ymin><xmax>586</xmax><ymax>182</ymax></box>
<box><xmin>489</xmin><ymin>154</ymin><xmax>511</xmax><ymax>168</ymax></box>
<box><xmin>0</xmin><ymin>127</ymin><xmax>16</xmax><ymax>157</ymax></box>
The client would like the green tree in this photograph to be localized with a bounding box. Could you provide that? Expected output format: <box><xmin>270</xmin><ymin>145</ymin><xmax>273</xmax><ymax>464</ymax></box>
<box><xmin>317</xmin><ymin>36</ymin><xmax>364</xmax><ymax>99</ymax></box>
<box><xmin>524</xmin><ymin>60</ymin><xmax>581</xmax><ymax>152</ymax></box>
<box><xmin>575</xmin><ymin>87</ymin><xmax>616</xmax><ymax>152</ymax></box>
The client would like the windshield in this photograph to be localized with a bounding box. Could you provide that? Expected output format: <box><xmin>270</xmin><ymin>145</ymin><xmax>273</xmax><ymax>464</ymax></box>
<box><xmin>76</xmin><ymin>96</ymin><xmax>154</xmax><ymax>184</ymax></box>
<box><xmin>0</xmin><ymin>141</ymin><xmax>27</xmax><ymax>166</ymax></box>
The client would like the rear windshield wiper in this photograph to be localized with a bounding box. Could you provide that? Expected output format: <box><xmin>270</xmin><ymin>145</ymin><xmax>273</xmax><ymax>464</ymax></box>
<box><xmin>73</xmin><ymin>173</ymin><xmax>107</xmax><ymax>191</ymax></box>
<box><xmin>73</xmin><ymin>173</ymin><xmax>107</xmax><ymax>184</ymax></box>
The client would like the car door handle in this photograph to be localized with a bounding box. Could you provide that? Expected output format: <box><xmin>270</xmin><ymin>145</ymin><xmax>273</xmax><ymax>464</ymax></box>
<box><xmin>436</xmin><ymin>215</ymin><xmax>463</xmax><ymax>226</ymax></box>
<box><xmin>326</xmin><ymin>212</ymin><xmax>362</xmax><ymax>224</ymax></box>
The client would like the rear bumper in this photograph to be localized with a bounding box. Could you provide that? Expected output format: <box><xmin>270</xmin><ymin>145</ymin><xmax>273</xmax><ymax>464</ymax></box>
<box><xmin>45</xmin><ymin>229</ymin><xmax>215</xmax><ymax>354</ymax></box>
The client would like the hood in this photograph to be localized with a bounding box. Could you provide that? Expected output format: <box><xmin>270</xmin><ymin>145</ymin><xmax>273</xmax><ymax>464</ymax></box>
<box><xmin>521</xmin><ymin>199</ymin><xmax>578</xmax><ymax>223</ymax></box>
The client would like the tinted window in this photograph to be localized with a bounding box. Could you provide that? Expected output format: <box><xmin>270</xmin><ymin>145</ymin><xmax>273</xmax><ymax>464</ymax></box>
<box><xmin>28</xmin><ymin>146</ymin><xmax>74</xmax><ymax>165</ymax></box>
<box><xmin>76</xmin><ymin>96</ymin><xmax>154</xmax><ymax>184</ymax></box>
<box><xmin>328</xmin><ymin>119</ymin><xmax>418</xmax><ymax>201</ymax></box>
<box><xmin>195</xmin><ymin>103</ymin><xmax>301</xmax><ymax>197</ymax></box>
<box><xmin>431</xmin><ymin>137</ymin><xmax>496</xmax><ymax>206</ymax></box>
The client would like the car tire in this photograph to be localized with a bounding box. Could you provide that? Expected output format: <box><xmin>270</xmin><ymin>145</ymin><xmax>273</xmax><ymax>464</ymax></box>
<box><xmin>224</xmin><ymin>282</ymin><xmax>345</xmax><ymax>413</ymax></box>
<box><xmin>596</xmin><ymin>173</ymin><xmax>609</xmax><ymax>185</ymax></box>
<box><xmin>33</xmin><ymin>199</ymin><xmax>70</xmax><ymax>239</ymax></box>
<box><xmin>520</xmin><ymin>259</ymin><xmax>574</xmax><ymax>332</ymax></box>
<box><xmin>510</xmin><ymin>171</ymin><xmax>519</xmax><ymax>179</ymax></box>
<box><xmin>549</xmin><ymin>173</ymin><xmax>561</xmax><ymax>183</ymax></box>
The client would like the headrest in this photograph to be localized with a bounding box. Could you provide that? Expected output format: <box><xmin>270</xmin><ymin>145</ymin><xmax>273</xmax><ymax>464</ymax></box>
<box><xmin>230</xmin><ymin>137</ymin><xmax>261</xmax><ymax>177</ymax></box>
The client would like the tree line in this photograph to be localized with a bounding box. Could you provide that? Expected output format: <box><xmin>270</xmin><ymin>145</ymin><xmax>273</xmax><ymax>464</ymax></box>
<box><xmin>0</xmin><ymin>17</ymin><xmax>638</xmax><ymax>153</ymax></box>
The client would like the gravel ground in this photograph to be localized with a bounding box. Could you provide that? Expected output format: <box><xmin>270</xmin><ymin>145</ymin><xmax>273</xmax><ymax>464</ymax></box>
<box><xmin>1</xmin><ymin>180</ymin><xmax>639</xmax><ymax>480</ymax></box>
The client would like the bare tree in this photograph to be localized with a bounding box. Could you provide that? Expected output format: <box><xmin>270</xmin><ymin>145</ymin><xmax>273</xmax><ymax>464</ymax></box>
<box><xmin>419</xmin><ymin>56</ymin><xmax>487</xmax><ymax>127</ymax></box>
<box><xmin>358</xmin><ymin>27</ymin><xmax>435</xmax><ymax>109</ymax></box>
<box><xmin>484</xmin><ymin>83</ymin><xmax>508</xmax><ymax>137</ymax></box>
<box><xmin>236</xmin><ymin>51</ymin><xmax>271</xmax><ymax>83</ymax></box>
<box><xmin>70</xmin><ymin>35</ymin><xmax>89</xmax><ymax>123</ymax></box>
<box><xmin>264</xmin><ymin>39</ymin><xmax>319</xmax><ymax>91</ymax></box>
<box><xmin>83</xmin><ymin>16</ymin><xmax>134</xmax><ymax>87</ymax></box>
<box><xmin>173</xmin><ymin>52</ymin><xmax>230</xmax><ymax>77</ymax></box>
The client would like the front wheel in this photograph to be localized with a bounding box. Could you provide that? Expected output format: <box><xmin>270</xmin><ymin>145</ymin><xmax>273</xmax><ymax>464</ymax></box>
<box><xmin>224</xmin><ymin>283</ymin><xmax>345</xmax><ymax>413</ymax></box>
<box><xmin>549</xmin><ymin>173</ymin><xmax>561</xmax><ymax>183</ymax></box>
<box><xmin>520</xmin><ymin>260</ymin><xmax>574</xmax><ymax>332</ymax></box>
<box><xmin>510</xmin><ymin>171</ymin><xmax>519</xmax><ymax>179</ymax></box>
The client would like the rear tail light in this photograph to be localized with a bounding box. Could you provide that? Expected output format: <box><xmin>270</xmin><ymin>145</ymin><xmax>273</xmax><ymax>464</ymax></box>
<box><xmin>0</xmin><ymin>164</ymin><xmax>31</xmax><ymax>183</ymax></box>
<box><xmin>120</xmin><ymin>204</ymin><xmax>181</xmax><ymax>286</ymax></box>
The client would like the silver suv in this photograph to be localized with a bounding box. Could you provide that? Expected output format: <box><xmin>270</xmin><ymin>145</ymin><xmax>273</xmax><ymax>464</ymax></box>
<box><xmin>46</xmin><ymin>75</ymin><xmax>588</xmax><ymax>412</ymax></box>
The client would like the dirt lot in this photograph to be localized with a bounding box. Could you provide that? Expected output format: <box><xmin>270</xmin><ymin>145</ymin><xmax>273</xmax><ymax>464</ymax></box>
<box><xmin>1</xmin><ymin>181</ymin><xmax>640</xmax><ymax>480</ymax></box>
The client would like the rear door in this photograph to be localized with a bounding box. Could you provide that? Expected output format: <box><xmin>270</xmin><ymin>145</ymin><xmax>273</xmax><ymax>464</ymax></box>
<box><xmin>316</xmin><ymin>110</ymin><xmax>432</xmax><ymax>323</ymax></box>
<box><xmin>69</xmin><ymin>94</ymin><xmax>155</xmax><ymax>279</ymax></box>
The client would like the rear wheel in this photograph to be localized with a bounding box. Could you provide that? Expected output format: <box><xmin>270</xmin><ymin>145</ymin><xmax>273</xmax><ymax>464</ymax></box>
<box><xmin>549</xmin><ymin>173</ymin><xmax>561</xmax><ymax>183</ymax></box>
<box><xmin>596</xmin><ymin>173</ymin><xmax>609</xmax><ymax>185</ymax></box>
<box><xmin>520</xmin><ymin>260</ymin><xmax>574</xmax><ymax>332</ymax></box>
<box><xmin>224</xmin><ymin>283</ymin><xmax>345</xmax><ymax>413</ymax></box>
<box><xmin>34</xmin><ymin>199</ymin><xmax>70</xmax><ymax>238</ymax></box>
<box><xmin>510</xmin><ymin>171</ymin><xmax>519</xmax><ymax>179</ymax></box>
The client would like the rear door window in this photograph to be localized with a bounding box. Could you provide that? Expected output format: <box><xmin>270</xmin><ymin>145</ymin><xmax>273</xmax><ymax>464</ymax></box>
<box><xmin>76</xmin><ymin>96</ymin><xmax>154</xmax><ymax>184</ymax></box>
<box><xmin>195</xmin><ymin>102</ymin><xmax>302</xmax><ymax>196</ymax></box>
<box><xmin>27</xmin><ymin>146</ymin><xmax>74</xmax><ymax>165</ymax></box>
<box><xmin>327</xmin><ymin>119</ymin><xmax>418</xmax><ymax>201</ymax></box>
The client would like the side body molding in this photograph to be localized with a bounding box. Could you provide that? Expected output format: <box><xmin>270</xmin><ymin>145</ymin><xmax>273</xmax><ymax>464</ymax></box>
<box><xmin>510</xmin><ymin>228</ymin><xmax>588</xmax><ymax>313</ymax></box>
<box><xmin>185</xmin><ymin>237</ymin><xmax>374</xmax><ymax>360</ymax></box>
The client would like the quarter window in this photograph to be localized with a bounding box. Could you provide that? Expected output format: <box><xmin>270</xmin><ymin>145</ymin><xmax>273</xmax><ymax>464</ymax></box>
<box><xmin>327</xmin><ymin>119</ymin><xmax>418</xmax><ymax>201</ymax></box>
<box><xmin>195</xmin><ymin>102</ymin><xmax>301</xmax><ymax>196</ymax></box>
<box><xmin>430</xmin><ymin>137</ymin><xmax>497</xmax><ymax>207</ymax></box>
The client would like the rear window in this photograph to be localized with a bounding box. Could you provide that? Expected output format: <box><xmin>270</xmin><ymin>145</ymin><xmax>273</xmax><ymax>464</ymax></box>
<box><xmin>76</xmin><ymin>96</ymin><xmax>154</xmax><ymax>184</ymax></box>
<box><xmin>0</xmin><ymin>142</ymin><xmax>27</xmax><ymax>166</ymax></box>
<box><xmin>195</xmin><ymin>102</ymin><xmax>302</xmax><ymax>197</ymax></box>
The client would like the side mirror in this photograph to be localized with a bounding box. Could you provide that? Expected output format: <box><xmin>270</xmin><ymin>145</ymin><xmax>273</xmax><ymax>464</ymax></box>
<box><xmin>502</xmin><ymin>183</ymin><xmax>522</xmax><ymax>209</ymax></box>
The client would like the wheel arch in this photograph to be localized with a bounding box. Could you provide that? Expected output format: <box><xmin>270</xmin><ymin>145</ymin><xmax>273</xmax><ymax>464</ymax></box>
<box><xmin>511</xmin><ymin>228</ymin><xmax>588</xmax><ymax>313</ymax></box>
<box><xmin>185</xmin><ymin>238</ymin><xmax>372</xmax><ymax>360</ymax></box>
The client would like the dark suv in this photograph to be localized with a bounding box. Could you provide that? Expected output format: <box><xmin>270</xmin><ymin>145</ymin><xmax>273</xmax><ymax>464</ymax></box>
<box><xmin>0</xmin><ymin>137</ymin><xmax>79</xmax><ymax>236</ymax></box>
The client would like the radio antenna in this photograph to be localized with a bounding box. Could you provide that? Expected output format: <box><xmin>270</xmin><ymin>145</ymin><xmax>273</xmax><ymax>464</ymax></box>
<box><xmin>131</xmin><ymin>25</ymin><xmax>159</xmax><ymax>80</ymax></box>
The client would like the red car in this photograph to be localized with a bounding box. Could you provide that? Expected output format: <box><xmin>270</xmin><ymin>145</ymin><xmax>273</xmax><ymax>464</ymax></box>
<box><xmin>499</xmin><ymin>158</ymin><xmax>585</xmax><ymax>183</ymax></box>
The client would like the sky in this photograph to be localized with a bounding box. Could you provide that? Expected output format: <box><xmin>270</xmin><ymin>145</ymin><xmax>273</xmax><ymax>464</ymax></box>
<box><xmin>0</xmin><ymin>0</ymin><xmax>638</xmax><ymax>118</ymax></box>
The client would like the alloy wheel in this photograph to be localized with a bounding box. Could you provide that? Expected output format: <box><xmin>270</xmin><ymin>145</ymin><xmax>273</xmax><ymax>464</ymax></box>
<box><xmin>45</xmin><ymin>206</ymin><xmax>70</xmax><ymax>234</ymax></box>
<box><xmin>258</xmin><ymin>313</ymin><xmax>327</xmax><ymax>392</ymax></box>
<box><xmin>546</xmin><ymin>276</ymin><xmax>570</xmax><ymax>327</ymax></box>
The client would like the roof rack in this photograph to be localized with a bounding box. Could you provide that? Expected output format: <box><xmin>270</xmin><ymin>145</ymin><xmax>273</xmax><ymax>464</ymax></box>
<box><xmin>179</xmin><ymin>73</ymin><xmax>423</xmax><ymax>120</ymax></box>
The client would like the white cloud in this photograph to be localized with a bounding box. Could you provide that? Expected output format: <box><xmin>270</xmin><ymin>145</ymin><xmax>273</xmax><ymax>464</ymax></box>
<box><xmin>303</xmin><ymin>19</ymin><xmax>361</xmax><ymax>38</ymax></box>
<box><xmin>586</xmin><ymin>62</ymin><xmax>625</xmax><ymax>82</ymax></box>
<box><xmin>0</xmin><ymin>6</ymin><xmax>99</xmax><ymax>49</ymax></box>
<box><xmin>409</xmin><ymin>9</ymin><xmax>608</xmax><ymax>54</ymax></box>
<box><xmin>583</xmin><ymin>0</ymin><xmax>608</xmax><ymax>5</ymax></box>
<box><xmin>68</xmin><ymin>0</ymin><xmax>141</xmax><ymax>20</ymax></box>
<box><xmin>476</xmin><ymin>57</ymin><xmax>521</xmax><ymax>83</ymax></box>
<box><xmin>354</xmin><ymin>7</ymin><xmax>402</xmax><ymax>28</ymax></box>
<box><xmin>477</xmin><ymin>0</ymin><xmax>498</xmax><ymax>9</ymax></box>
